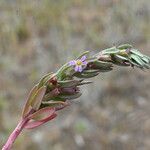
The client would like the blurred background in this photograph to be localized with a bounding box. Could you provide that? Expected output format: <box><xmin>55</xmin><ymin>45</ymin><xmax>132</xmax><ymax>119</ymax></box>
<box><xmin>0</xmin><ymin>0</ymin><xmax>150</xmax><ymax>150</ymax></box>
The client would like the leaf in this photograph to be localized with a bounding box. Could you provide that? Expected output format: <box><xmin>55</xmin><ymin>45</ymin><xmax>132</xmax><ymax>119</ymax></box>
<box><xmin>28</xmin><ymin>107</ymin><xmax>56</xmax><ymax>121</ymax></box>
<box><xmin>82</xmin><ymin>70</ymin><xmax>100</xmax><ymax>74</ymax></box>
<box><xmin>43</xmin><ymin>88</ymin><xmax>60</xmax><ymax>101</ymax></box>
<box><xmin>130</xmin><ymin>49</ymin><xmax>144</xmax><ymax>57</ymax></box>
<box><xmin>128</xmin><ymin>59</ymin><xmax>141</xmax><ymax>68</ymax></box>
<box><xmin>51</xmin><ymin>96</ymin><xmax>65</xmax><ymax>101</ymax></box>
<box><xmin>117</xmin><ymin>44</ymin><xmax>133</xmax><ymax>50</ymax></box>
<box><xmin>59</xmin><ymin>92</ymin><xmax>82</xmax><ymax>100</ymax></box>
<box><xmin>111</xmin><ymin>55</ymin><xmax>130</xmax><ymax>67</ymax></box>
<box><xmin>115</xmin><ymin>55</ymin><xmax>128</xmax><ymax>61</ymax></box>
<box><xmin>112</xmin><ymin>61</ymin><xmax>130</xmax><ymax>67</ymax></box>
<box><xmin>22</xmin><ymin>84</ymin><xmax>38</xmax><ymax>118</ymax></box>
<box><xmin>25</xmin><ymin>113</ymin><xmax>57</xmax><ymax>129</ymax></box>
<box><xmin>130</xmin><ymin>54</ymin><xmax>145</xmax><ymax>67</ymax></box>
<box><xmin>102</xmin><ymin>47</ymin><xmax>120</xmax><ymax>54</ymax></box>
<box><xmin>56</xmin><ymin>63</ymin><xmax>72</xmax><ymax>80</ymax></box>
<box><xmin>38</xmin><ymin>72</ymin><xmax>53</xmax><ymax>88</ymax></box>
<box><xmin>90</xmin><ymin>61</ymin><xmax>113</xmax><ymax>72</ymax></box>
<box><xmin>76</xmin><ymin>51</ymin><xmax>89</xmax><ymax>60</ymax></box>
<box><xmin>93</xmin><ymin>60</ymin><xmax>113</xmax><ymax>68</ymax></box>
<box><xmin>142</xmin><ymin>56</ymin><xmax>150</xmax><ymax>64</ymax></box>
<box><xmin>78</xmin><ymin>81</ymin><xmax>93</xmax><ymax>86</ymax></box>
<box><xmin>86</xmin><ymin>57</ymin><xmax>98</xmax><ymax>63</ymax></box>
<box><xmin>31</xmin><ymin>86</ymin><xmax>47</xmax><ymax>110</ymax></box>
<box><xmin>74</xmin><ymin>72</ymin><xmax>99</xmax><ymax>78</ymax></box>
<box><xmin>58</xmin><ymin>80</ymin><xmax>80</xmax><ymax>88</ymax></box>
<box><xmin>42</xmin><ymin>101</ymin><xmax>66</xmax><ymax>107</ymax></box>
<box><xmin>97</xmin><ymin>68</ymin><xmax>113</xmax><ymax>72</ymax></box>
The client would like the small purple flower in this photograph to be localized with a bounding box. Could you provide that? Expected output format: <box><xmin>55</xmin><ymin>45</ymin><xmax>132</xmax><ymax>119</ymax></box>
<box><xmin>69</xmin><ymin>55</ymin><xmax>88</xmax><ymax>72</ymax></box>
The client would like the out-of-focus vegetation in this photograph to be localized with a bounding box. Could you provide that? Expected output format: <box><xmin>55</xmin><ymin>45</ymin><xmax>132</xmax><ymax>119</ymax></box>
<box><xmin>0</xmin><ymin>0</ymin><xmax>150</xmax><ymax>150</ymax></box>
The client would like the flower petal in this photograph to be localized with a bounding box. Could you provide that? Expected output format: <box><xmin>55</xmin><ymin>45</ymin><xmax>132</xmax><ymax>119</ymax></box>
<box><xmin>78</xmin><ymin>66</ymin><xmax>83</xmax><ymax>72</ymax></box>
<box><xmin>69</xmin><ymin>60</ymin><xmax>76</xmax><ymax>66</ymax></box>
<box><xmin>82</xmin><ymin>61</ymin><xmax>88</xmax><ymax>66</ymax></box>
<box><xmin>75</xmin><ymin>66</ymin><xmax>79</xmax><ymax>72</ymax></box>
<box><xmin>81</xmin><ymin>55</ymin><xmax>86</xmax><ymax>62</ymax></box>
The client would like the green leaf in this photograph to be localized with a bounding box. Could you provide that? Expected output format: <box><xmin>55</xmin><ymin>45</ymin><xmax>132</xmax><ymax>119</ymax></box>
<box><xmin>115</xmin><ymin>55</ymin><xmax>128</xmax><ymax>61</ymax></box>
<box><xmin>112</xmin><ymin>61</ymin><xmax>130</xmax><ymax>67</ymax></box>
<box><xmin>51</xmin><ymin>97</ymin><xmax>65</xmax><ymax>101</ymax></box>
<box><xmin>56</xmin><ymin>63</ymin><xmax>72</xmax><ymax>80</ymax></box>
<box><xmin>31</xmin><ymin>86</ymin><xmax>47</xmax><ymax>110</ymax></box>
<box><xmin>86</xmin><ymin>57</ymin><xmax>98</xmax><ymax>63</ymax></box>
<box><xmin>102</xmin><ymin>47</ymin><xmax>120</xmax><ymax>54</ymax></box>
<box><xmin>117</xmin><ymin>44</ymin><xmax>133</xmax><ymax>50</ymax></box>
<box><xmin>93</xmin><ymin>60</ymin><xmax>113</xmax><ymax>68</ymax></box>
<box><xmin>111</xmin><ymin>55</ymin><xmax>130</xmax><ymax>66</ymax></box>
<box><xmin>41</xmin><ymin>101</ymin><xmax>66</xmax><ymax>107</ymax></box>
<box><xmin>130</xmin><ymin>54</ymin><xmax>145</xmax><ymax>67</ymax></box>
<box><xmin>38</xmin><ymin>72</ymin><xmax>53</xmax><ymax>88</ymax></box>
<box><xmin>59</xmin><ymin>92</ymin><xmax>82</xmax><ymax>100</ymax></box>
<box><xmin>76</xmin><ymin>51</ymin><xmax>89</xmax><ymax>60</ymax></box>
<box><xmin>82</xmin><ymin>70</ymin><xmax>100</xmax><ymax>74</ymax></box>
<box><xmin>78</xmin><ymin>81</ymin><xmax>93</xmax><ymax>86</ymax></box>
<box><xmin>130</xmin><ymin>49</ymin><xmax>144</xmax><ymax>57</ymax></box>
<box><xmin>74</xmin><ymin>72</ymin><xmax>99</xmax><ymax>78</ymax></box>
<box><xmin>98</xmin><ymin>68</ymin><xmax>113</xmax><ymax>72</ymax></box>
<box><xmin>58</xmin><ymin>80</ymin><xmax>80</xmax><ymax>88</ymax></box>
<box><xmin>91</xmin><ymin>61</ymin><xmax>113</xmax><ymax>72</ymax></box>
<box><xmin>22</xmin><ymin>84</ymin><xmax>38</xmax><ymax>118</ymax></box>
<box><xmin>142</xmin><ymin>55</ymin><xmax>150</xmax><ymax>64</ymax></box>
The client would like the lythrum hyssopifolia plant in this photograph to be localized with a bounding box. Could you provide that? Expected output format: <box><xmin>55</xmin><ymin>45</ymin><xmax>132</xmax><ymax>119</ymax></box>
<box><xmin>2</xmin><ymin>44</ymin><xmax>150</xmax><ymax>150</ymax></box>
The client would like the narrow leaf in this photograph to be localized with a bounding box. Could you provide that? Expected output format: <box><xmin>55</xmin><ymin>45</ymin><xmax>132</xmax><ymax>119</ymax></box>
<box><xmin>115</xmin><ymin>55</ymin><xmax>128</xmax><ymax>61</ymax></box>
<box><xmin>31</xmin><ymin>86</ymin><xmax>47</xmax><ymax>110</ymax></box>
<box><xmin>78</xmin><ymin>81</ymin><xmax>93</xmax><ymax>85</ymax></box>
<box><xmin>58</xmin><ymin>80</ymin><xmax>80</xmax><ymax>88</ymax></box>
<box><xmin>82</xmin><ymin>70</ymin><xmax>100</xmax><ymax>74</ymax></box>
<box><xmin>76</xmin><ymin>51</ymin><xmax>89</xmax><ymax>60</ymax></box>
<box><xmin>74</xmin><ymin>72</ymin><xmax>99</xmax><ymax>78</ymax></box>
<box><xmin>22</xmin><ymin>84</ymin><xmax>38</xmax><ymax>118</ymax></box>
<box><xmin>130</xmin><ymin>49</ymin><xmax>144</xmax><ymax>57</ymax></box>
<box><xmin>25</xmin><ymin>113</ymin><xmax>57</xmax><ymax>129</ymax></box>
<box><xmin>93</xmin><ymin>60</ymin><xmax>113</xmax><ymax>68</ymax></box>
<box><xmin>59</xmin><ymin>92</ymin><xmax>82</xmax><ymax>100</ymax></box>
<box><xmin>42</xmin><ymin>101</ymin><xmax>66</xmax><ymax>107</ymax></box>
<box><xmin>102</xmin><ymin>47</ymin><xmax>120</xmax><ymax>54</ymax></box>
<box><xmin>142</xmin><ymin>56</ymin><xmax>150</xmax><ymax>64</ymax></box>
<box><xmin>38</xmin><ymin>72</ymin><xmax>53</xmax><ymax>88</ymax></box>
<box><xmin>28</xmin><ymin>107</ymin><xmax>56</xmax><ymax>121</ymax></box>
<box><xmin>130</xmin><ymin>54</ymin><xmax>145</xmax><ymax>66</ymax></box>
<box><xmin>117</xmin><ymin>44</ymin><xmax>133</xmax><ymax>50</ymax></box>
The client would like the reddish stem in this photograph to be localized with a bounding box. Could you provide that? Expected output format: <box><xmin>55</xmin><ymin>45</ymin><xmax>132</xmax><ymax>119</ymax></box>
<box><xmin>2</xmin><ymin>118</ymin><xmax>29</xmax><ymax>150</ymax></box>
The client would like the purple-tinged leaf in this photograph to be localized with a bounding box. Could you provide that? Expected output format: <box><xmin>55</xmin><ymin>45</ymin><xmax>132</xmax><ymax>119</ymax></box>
<box><xmin>28</xmin><ymin>107</ymin><xmax>56</xmax><ymax>121</ymax></box>
<box><xmin>43</xmin><ymin>88</ymin><xmax>60</xmax><ymax>101</ymax></box>
<box><xmin>31</xmin><ymin>86</ymin><xmax>46</xmax><ymax>111</ymax></box>
<box><xmin>42</xmin><ymin>101</ymin><xmax>67</xmax><ymax>107</ymax></box>
<box><xmin>22</xmin><ymin>84</ymin><xmax>38</xmax><ymax>118</ymax></box>
<box><xmin>25</xmin><ymin>113</ymin><xmax>57</xmax><ymax>129</ymax></box>
<box><xmin>55</xmin><ymin>101</ymin><xmax>70</xmax><ymax>111</ymax></box>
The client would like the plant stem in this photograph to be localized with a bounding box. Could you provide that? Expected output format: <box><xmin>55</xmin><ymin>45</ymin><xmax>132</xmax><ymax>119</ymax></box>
<box><xmin>2</xmin><ymin>118</ymin><xmax>29</xmax><ymax>150</ymax></box>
